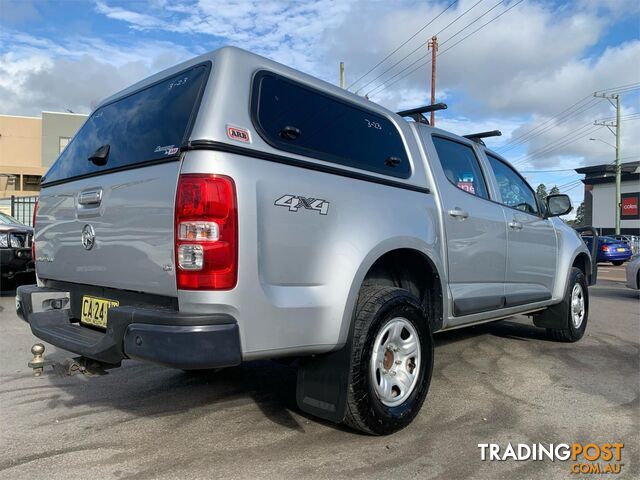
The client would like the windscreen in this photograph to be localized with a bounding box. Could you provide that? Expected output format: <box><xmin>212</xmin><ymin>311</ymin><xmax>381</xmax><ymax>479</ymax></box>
<box><xmin>601</xmin><ymin>237</ymin><xmax>619</xmax><ymax>244</ymax></box>
<box><xmin>43</xmin><ymin>63</ymin><xmax>210</xmax><ymax>185</ymax></box>
<box><xmin>0</xmin><ymin>212</ymin><xmax>23</xmax><ymax>225</ymax></box>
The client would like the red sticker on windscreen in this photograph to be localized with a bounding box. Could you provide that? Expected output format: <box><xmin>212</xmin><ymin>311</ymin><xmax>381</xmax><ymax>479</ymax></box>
<box><xmin>457</xmin><ymin>181</ymin><xmax>475</xmax><ymax>194</ymax></box>
<box><xmin>227</xmin><ymin>125</ymin><xmax>251</xmax><ymax>143</ymax></box>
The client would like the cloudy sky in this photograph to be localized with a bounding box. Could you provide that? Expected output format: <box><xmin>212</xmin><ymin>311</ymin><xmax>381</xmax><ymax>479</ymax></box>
<box><xmin>1</xmin><ymin>0</ymin><xmax>639</xmax><ymax>203</ymax></box>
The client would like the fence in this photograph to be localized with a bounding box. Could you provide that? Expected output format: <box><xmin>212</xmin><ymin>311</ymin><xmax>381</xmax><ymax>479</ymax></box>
<box><xmin>9</xmin><ymin>195</ymin><xmax>38</xmax><ymax>227</ymax></box>
<box><xmin>627</xmin><ymin>236</ymin><xmax>640</xmax><ymax>255</ymax></box>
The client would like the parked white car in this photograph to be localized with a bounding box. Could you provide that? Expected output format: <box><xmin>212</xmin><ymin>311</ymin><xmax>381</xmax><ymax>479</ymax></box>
<box><xmin>625</xmin><ymin>255</ymin><xmax>640</xmax><ymax>289</ymax></box>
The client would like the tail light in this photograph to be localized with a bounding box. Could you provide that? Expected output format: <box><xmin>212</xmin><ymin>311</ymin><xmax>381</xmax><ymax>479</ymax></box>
<box><xmin>175</xmin><ymin>174</ymin><xmax>237</xmax><ymax>290</ymax></box>
<box><xmin>31</xmin><ymin>200</ymin><xmax>38</xmax><ymax>259</ymax></box>
<box><xmin>601</xmin><ymin>245</ymin><xmax>609</xmax><ymax>252</ymax></box>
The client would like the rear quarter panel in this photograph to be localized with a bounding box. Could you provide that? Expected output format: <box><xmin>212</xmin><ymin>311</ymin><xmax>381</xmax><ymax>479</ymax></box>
<box><xmin>178</xmin><ymin>150</ymin><xmax>443</xmax><ymax>358</ymax></box>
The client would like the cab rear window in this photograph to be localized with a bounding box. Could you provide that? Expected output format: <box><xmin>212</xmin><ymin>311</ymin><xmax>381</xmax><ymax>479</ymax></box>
<box><xmin>43</xmin><ymin>63</ymin><xmax>210</xmax><ymax>185</ymax></box>
<box><xmin>251</xmin><ymin>71</ymin><xmax>411</xmax><ymax>178</ymax></box>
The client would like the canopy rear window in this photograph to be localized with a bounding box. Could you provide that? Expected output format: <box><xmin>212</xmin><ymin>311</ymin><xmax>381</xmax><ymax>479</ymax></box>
<box><xmin>251</xmin><ymin>71</ymin><xmax>411</xmax><ymax>179</ymax></box>
<box><xmin>43</xmin><ymin>63</ymin><xmax>210</xmax><ymax>185</ymax></box>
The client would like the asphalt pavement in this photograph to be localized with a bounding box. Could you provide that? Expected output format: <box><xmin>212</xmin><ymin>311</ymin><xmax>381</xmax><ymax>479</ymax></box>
<box><xmin>0</xmin><ymin>266</ymin><xmax>638</xmax><ymax>480</ymax></box>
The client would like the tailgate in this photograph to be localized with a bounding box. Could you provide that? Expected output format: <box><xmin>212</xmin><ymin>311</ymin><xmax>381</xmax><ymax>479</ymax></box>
<box><xmin>34</xmin><ymin>62</ymin><xmax>211</xmax><ymax>297</ymax></box>
<box><xmin>36</xmin><ymin>163</ymin><xmax>180</xmax><ymax>296</ymax></box>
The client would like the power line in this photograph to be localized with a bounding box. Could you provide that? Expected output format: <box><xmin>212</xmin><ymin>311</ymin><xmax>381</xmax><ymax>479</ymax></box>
<box><xmin>497</xmin><ymin>98</ymin><xmax>603</xmax><ymax>153</ymax></box>
<box><xmin>512</xmin><ymin>122</ymin><xmax>597</xmax><ymax>161</ymax></box>
<box><xmin>354</xmin><ymin>0</ymin><xmax>485</xmax><ymax>94</ymax></box>
<box><xmin>367</xmin><ymin>0</ymin><xmax>525</xmax><ymax>98</ymax></box>
<box><xmin>512</xmin><ymin>125</ymin><xmax>604</xmax><ymax>166</ymax></box>
<box><xmin>595</xmin><ymin>113</ymin><xmax>640</xmax><ymax>123</ymax></box>
<box><xmin>595</xmin><ymin>82</ymin><xmax>640</xmax><ymax>95</ymax></box>
<box><xmin>557</xmin><ymin>178</ymin><xmax>584</xmax><ymax>189</ymax></box>
<box><xmin>520</xmin><ymin>168</ymin><xmax>583</xmax><ymax>173</ymax></box>
<box><xmin>562</xmin><ymin>182</ymin><xmax>584</xmax><ymax>193</ymax></box>
<box><xmin>497</xmin><ymin>96</ymin><xmax>639</xmax><ymax>154</ymax></box>
<box><xmin>500</xmin><ymin>94</ymin><xmax>638</xmax><ymax>151</ymax></box>
<box><xmin>497</xmin><ymin>97</ymin><xmax>600</xmax><ymax>150</ymax></box>
<box><xmin>365</xmin><ymin>0</ymin><xmax>508</xmax><ymax>97</ymax></box>
<box><xmin>435</xmin><ymin>0</ymin><xmax>524</xmax><ymax>56</ymax></box>
<box><xmin>438</xmin><ymin>0</ymin><xmax>507</xmax><ymax>49</ymax></box>
<box><xmin>346</xmin><ymin>0</ymin><xmax>458</xmax><ymax>91</ymax></box>
<box><xmin>366</xmin><ymin>0</ymin><xmax>511</xmax><ymax>97</ymax></box>
<box><xmin>513</xmin><ymin>127</ymin><xmax>602</xmax><ymax>167</ymax></box>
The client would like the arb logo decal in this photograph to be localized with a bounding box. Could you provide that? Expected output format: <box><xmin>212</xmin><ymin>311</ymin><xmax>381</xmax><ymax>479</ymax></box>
<box><xmin>227</xmin><ymin>125</ymin><xmax>251</xmax><ymax>143</ymax></box>
<box><xmin>275</xmin><ymin>194</ymin><xmax>329</xmax><ymax>215</ymax></box>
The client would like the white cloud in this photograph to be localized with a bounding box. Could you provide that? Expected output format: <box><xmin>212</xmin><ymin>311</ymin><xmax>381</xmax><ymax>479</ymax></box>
<box><xmin>318</xmin><ymin>0</ymin><xmax>639</xmax><ymax>171</ymax></box>
<box><xmin>0</xmin><ymin>30</ymin><xmax>198</xmax><ymax>114</ymax></box>
<box><xmin>0</xmin><ymin>0</ymin><xmax>637</xmax><ymax>177</ymax></box>
<box><xmin>94</xmin><ymin>0</ymin><xmax>355</xmax><ymax>73</ymax></box>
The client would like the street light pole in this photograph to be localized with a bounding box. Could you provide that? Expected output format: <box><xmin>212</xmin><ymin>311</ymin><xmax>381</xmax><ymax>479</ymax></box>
<box><xmin>593</xmin><ymin>92</ymin><xmax>622</xmax><ymax>235</ymax></box>
<box><xmin>614</xmin><ymin>95</ymin><xmax>621</xmax><ymax>235</ymax></box>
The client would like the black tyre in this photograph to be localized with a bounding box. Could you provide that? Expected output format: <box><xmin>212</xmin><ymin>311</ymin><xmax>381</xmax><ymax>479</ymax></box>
<box><xmin>344</xmin><ymin>286</ymin><xmax>433</xmax><ymax>435</ymax></box>
<box><xmin>547</xmin><ymin>267</ymin><xmax>589</xmax><ymax>342</ymax></box>
<box><xmin>612</xmin><ymin>261</ymin><xmax>624</xmax><ymax>266</ymax></box>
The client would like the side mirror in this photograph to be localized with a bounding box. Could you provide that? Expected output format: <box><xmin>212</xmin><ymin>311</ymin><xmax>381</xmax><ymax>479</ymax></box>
<box><xmin>545</xmin><ymin>194</ymin><xmax>572</xmax><ymax>217</ymax></box>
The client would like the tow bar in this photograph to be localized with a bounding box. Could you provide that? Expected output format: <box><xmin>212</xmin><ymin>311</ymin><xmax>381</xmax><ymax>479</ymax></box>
<box><xmin>28</xmin><ymin>343</ymin><xmax>109</xmax><ymax>377</ymax></box>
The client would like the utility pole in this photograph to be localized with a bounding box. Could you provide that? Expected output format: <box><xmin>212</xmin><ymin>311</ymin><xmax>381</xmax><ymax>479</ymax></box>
<box><xmin>593</xmin><ymin>92</ymin><xmax>622</xmax><ymax>234</ymax></box>
<box><xmin>339</xmin><ymin>62</ymin><xmax>345</xmax><ymax>89</ymax></box>
<box><xmin>428</xmin><ymin>36</ymin><xmax>438</xmax><ymax>125</ymax></box>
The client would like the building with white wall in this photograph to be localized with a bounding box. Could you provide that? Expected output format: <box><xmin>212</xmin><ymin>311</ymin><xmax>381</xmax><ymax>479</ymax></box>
<box><xmin>576</xmin><ymin>161</ymin><xmax>640</xmax><ymax>236</ymax></box>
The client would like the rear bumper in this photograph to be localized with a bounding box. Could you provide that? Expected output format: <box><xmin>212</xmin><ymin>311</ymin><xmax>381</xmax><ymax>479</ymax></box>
<box><xmin>598</xmin><ymin>253</ymin><xmax>632</xmax><ymax>262</ymax></box>
<box><xmin>16</xmin><ymin>284</ymin><xmax>241</xmax><ymax>370</ymax></box>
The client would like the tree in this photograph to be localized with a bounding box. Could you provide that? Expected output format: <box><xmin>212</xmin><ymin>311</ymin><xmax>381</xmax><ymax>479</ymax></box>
<box><xmin>574</xmin><ymin>202</ymin><xmax>585</xmax><ymax>226</ymax></box>
<box><xmin>535</xmin><ymin>184</ymin><xmax>548</xmax><ymax>200</ymax></box>
<box><xmin>565</xmin><ymin>202</ymin><xmax>585</xmax><ymax>227</ymax></box>
<box><xmin>549</xmin><ymin>185</ymin><xmax>560</xmax><ymax>196</ymax></box>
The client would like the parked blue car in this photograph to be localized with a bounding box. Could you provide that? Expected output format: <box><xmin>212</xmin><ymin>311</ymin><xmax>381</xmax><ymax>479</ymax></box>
<box><xmin>583</xmin><ymin>236</ymin><xmax>633</xmax><ymax>265</ymax></box>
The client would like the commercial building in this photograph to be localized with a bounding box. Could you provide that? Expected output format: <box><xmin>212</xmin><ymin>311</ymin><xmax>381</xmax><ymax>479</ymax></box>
<box><xmin>576</xmin><ymin>161</ymin><xmax>640</xmax><ymax>236</ymax></box>
<box><xmin>0</xmin><ymin>111</ymin><xmax>87</xmax><ymax>199</ymax></box>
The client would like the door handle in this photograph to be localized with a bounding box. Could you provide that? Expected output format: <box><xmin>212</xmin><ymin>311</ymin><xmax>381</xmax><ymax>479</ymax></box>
<box><xmin>509</xmin><ymin>220</ymin><xmax>523</xmax><ymax>230</ymax></box>
<box><xmin>448</xmin><ymin>208</ymin><xmax>469</xmax><ymax>219</ymax></box>
<box><xmin>79</xmin><ymin>188</ymin><xmax>103</xmax><ymax>206</ymax></box>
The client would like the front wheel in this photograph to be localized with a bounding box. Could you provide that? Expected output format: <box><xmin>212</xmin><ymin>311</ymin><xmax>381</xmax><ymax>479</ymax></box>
<box><xmin>547</xmin><ymin>267</ymin><xmax>589</xmax><ymax>342</ymax></box>
<box><xmin>344</xmin><ymin>286</ymin><xmax>433</xmax><ymax>435</ymax></box>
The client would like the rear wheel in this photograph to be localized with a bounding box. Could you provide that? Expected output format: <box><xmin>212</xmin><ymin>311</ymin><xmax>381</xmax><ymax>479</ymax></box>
<box><xmin>344</xmin><ymin>286</ymin><xmax>433</xmax><ymax>435</ymax></box>
<box><xmin>547</xmin><ymin>267</ymin><xmax>588</xmax><ymax>342</ymax></box>
<box><xmin>612</xmin><ymin>261</ymin><xmax>624</xmax><ymax>266</ymax></box>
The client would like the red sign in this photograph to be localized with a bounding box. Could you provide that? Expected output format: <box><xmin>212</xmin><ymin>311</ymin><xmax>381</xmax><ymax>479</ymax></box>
<box><xmin>621</xmin><ymin>193</ymin><xmax>640</xmax><ymax>220</ymax></box>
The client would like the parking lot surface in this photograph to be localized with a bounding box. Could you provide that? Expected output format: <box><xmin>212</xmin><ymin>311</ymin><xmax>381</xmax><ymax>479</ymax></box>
<box><xmin>1</xmin><ymin>267</ymin><xmax>638</xmax><ymax>480</ymax></box>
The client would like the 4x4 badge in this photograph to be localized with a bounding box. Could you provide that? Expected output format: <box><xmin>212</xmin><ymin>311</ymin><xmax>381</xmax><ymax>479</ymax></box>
<box><xmin>81</xmin><ymin>224</ymin><xmax>95</xmax><ymax>250</ymax></box>
<box><xmin>275</xmin><ymin>194</ymin><xmax>329</xmax><ymax>215</ymax></box>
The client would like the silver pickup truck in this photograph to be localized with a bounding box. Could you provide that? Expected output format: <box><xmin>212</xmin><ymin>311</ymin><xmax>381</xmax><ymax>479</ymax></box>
<box><xmin>16</xmin><ymin>46</ymin><xmax>594</xmax><ymax>435</ymax></box>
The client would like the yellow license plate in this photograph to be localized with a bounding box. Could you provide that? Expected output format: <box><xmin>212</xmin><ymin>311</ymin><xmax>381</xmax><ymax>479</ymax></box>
<box><xmin>81</xmin><ymin>296</ymin><xmax>119</xmax><ymax>329</ymax></box>
<box><xmin>617</xmin><ymin>248</ymin><xmax>625</xmax><ymax>252</ymax></box>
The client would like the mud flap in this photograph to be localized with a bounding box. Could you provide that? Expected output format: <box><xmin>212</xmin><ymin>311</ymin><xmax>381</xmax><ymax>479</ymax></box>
<box><xmin>533</xmin><ymin>301</ymin><xmax>569</xmax><ymax>329</ymax></box>
<box><xmin>296</xmin><ymin>345</ymin><xmax>350</xmax><ymax>423</ymax></box>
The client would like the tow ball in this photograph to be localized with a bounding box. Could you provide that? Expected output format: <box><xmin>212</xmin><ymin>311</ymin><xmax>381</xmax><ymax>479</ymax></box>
<box><xmin>28</xmin><ymin>344</ymin><xmax>55</xmax><ymax>376</ymax></box>
<box><xmin>28</xmin><ymin>343</ymin><xmax>108</xmax><ymax>377</ymax></box>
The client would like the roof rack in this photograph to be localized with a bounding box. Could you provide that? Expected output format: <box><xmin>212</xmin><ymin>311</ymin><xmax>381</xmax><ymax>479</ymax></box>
<box><xmin>463</xmin><ymin>130</ymin><xmax>502</xmax><ymax>146</ymax></box>
<box><xmin>396</xmin><ymin>103</ymin><xmax>448</xmax><ymax>125</ymax></box>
